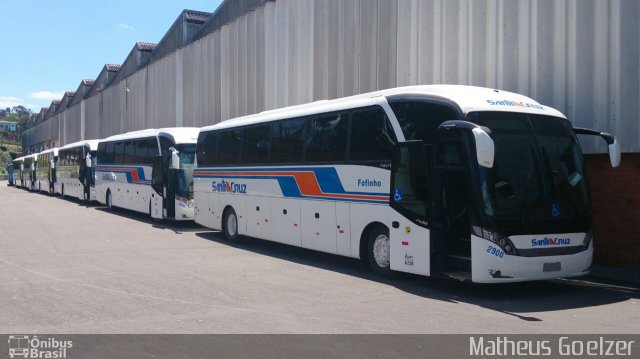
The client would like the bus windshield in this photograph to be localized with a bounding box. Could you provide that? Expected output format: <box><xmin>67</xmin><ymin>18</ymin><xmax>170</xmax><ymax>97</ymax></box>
<box><xmin>468</xmin><ymin>112</ymin><xmax>591</xmax><ymax>232</ymax></box>
<box><xmin>176</xmin><ymin>144</ymin><xmax>195</xmax><ymax>200</ymax></box>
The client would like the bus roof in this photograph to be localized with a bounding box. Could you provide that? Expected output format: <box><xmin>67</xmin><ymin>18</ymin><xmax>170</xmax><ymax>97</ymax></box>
<box><xmin>37</xmin><ymin>148</ymin><xmax>59</xmax><ymax>156</ymax></box>
<box><xmin>99</xmin><ymin>127</ymin><xmax>200</xmax><ymax>145</ymax></box>
<box><xmin>201</xmin><ymin>85</ymin><xmax>566</xmax><ymax>133</ymax></box>
<box><xmin>60</xmin><ymin>139</ymin><xmax>100</xmax><ymax>151</ymax></box>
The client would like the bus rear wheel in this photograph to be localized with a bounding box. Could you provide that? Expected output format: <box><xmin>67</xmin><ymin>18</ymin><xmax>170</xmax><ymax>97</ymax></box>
<box><xmin>222</xmin><ymin>207</ymin><xmax>240</xmax><ymax>242</ymax></box>
<box><xmin>366</xmin><ymin>225</ymin><xmax>393</xmax><ymax>277</ymax></box>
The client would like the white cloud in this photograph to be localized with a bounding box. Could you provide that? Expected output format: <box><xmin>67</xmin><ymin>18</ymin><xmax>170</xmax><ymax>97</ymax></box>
<box><xmin>0</xmin><ymin>96</ymin><xmax>23</xmax><ymax>109</ymax></box>
<box><xmin>118</xmin><ymin>22</ymin><xmax>135</xmax><ymax>31</ymax></box>
<box><xmin>28</xmin><ymin>91</ymin><xmax>65</xmax><ymax>101</ymax></box>
<box><xmin>0</xmin><ymin>96</ymin><xmax>39</xmax><ymax>111</ymax></box>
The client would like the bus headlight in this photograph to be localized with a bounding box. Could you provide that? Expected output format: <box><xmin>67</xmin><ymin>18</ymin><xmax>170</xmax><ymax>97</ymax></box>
<box><xmin>472</xmin><ymin>226</ymin><xmax>518</xmax><ymax>255</ymax></box>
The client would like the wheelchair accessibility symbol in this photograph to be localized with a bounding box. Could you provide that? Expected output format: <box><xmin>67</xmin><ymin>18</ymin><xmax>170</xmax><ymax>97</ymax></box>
<box><xmin>393</xmin><ymin>188</ymin><xmax>403</xmax><ymax>202</ymax></box>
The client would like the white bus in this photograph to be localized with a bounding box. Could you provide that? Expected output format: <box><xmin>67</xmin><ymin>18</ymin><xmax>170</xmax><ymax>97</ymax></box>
<box><xmin>56</xmin><ymin>140</ymin><xmax>99</xmax><ymax>201</ymax></box>
<box><xmin>12</xmin><ymin>157</ymin><xmax>24</xmax><ymax>188</ymax></box>
<box><xmin>22</xmin><ymin>154</ymin><xmax>37</xmax><ymax>191</ymax></box>
<box><xmin>95</xmin><ymin>128</ymin><xmax>199</xmax><ymax>220</ymax></box>
<box><xmin>193</xmin><ymin>85</ymin><xmax>621</xmax><ymax>283</ymax></box>
<box><xmin>35</xmin><ymin>148</ymin><xmax>58</xmax><ymax>194</ymax></box>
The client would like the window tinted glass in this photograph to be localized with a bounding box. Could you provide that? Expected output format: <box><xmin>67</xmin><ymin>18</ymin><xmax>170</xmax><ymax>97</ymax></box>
<box><xmin>217</xmin><ymin>129</ymin><xmax>242</xmax><ymax>165</ymax></box>
<box><xmin>104</xmin><ymin>142</ymin><xmax>114</xmax><ymax>164</ymax></box>
<box><xmin>305</xmin><ymin>113</ymin><xmax>348</xmax><ymax>162</ymax></box>
<box><xmin>114</xmin><ymin>142</ymin><xmax>125</xmax><ymax>165</ymax></box>
<box><xmin>136</xmin><ymin>140</ymin><xmax>148</xmax><ymax>164</ymax></box>
<box><xmin>159</xmin><ymin>136</ymin><xmax>174</xmax><ymax>156</ymax></box>
<box><xmin>350</xmin><ymin>107</ymin><xmax>396</xmax><ymax>161</ymax></box>
<box><xmin>242</xmin><ymin>125</ymin><xmax>270</xmax><ymax>164</ymax></box>
<box><xmin>271</xmin><ymin>118</ymin><xmax>305</xmax><ymax>163</ymax></box>
<box><xmin>123</xmin><ymin>141</ymin><xmax>138</xmax><ymax>164</ymax></box>
<box><xmin>197</xmin><ymin>132</ymin><xmax>217</xmax><ymax>167</ymax></box>
<box><xmin>389</xmin><ymin>101</ymin><xmax>458</xmax><ymax>144</ymax></box>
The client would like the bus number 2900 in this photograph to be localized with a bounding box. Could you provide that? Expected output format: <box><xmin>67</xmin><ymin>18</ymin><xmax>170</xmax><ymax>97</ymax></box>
<box><xmin>486</xmin><ymin>245</ymin><xmax>504</xmax><ymax>259</ymax></box>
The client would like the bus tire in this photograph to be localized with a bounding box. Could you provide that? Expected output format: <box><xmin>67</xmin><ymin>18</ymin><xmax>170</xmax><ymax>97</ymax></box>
<box><xmin>222</xmin><ymin>207</ymin><xmax>240</xmax><ymax>242</ymax></box>
<box><xmin>106</xmin><ymin>190</ymin><xmax>113</xmax><ymax>211</ymax></box>
<box><xmin>366</xmin><ymin>225</ymin><xmax>393</xmax><ymax>277</ymax></box>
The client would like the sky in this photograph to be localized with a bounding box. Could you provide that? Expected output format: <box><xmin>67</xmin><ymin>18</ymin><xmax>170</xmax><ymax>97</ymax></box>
<box><xmin>0</xmin><ymin>0</ymin><xmax>223</xmax><ymax>113</ymax></box>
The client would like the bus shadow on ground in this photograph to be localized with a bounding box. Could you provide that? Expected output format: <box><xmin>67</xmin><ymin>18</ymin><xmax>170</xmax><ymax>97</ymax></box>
<box><xmin>197</xmin><ymin>231</ymin><xmax>639</xmax><ymax>322</ymax></box>
<box><xmin>94</xmin><ymin>206</ymin><xmax>203</xmax><ymax>234</ymax></box>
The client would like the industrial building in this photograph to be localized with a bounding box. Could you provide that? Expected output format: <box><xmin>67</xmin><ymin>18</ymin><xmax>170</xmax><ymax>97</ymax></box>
<box><xmin>20</xmin><ymin>0</ymin><xmax>640</xmax><ymax>271</ymax></box>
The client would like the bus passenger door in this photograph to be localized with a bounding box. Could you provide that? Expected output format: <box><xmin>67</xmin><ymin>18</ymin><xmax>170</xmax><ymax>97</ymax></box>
<box><xmin>430</xmin><ymin>132</ymin><xmax>472</xmax><ymax>277</ymax></box>
<box><xmin>150</xmin><ymin>156</ymin><xmax>164</xmax><ymax>219</ymax></box>
<box><xmin>389</xmin><ymin>141</ymin><xmax>431</xmax><ymax>276</ymax></box>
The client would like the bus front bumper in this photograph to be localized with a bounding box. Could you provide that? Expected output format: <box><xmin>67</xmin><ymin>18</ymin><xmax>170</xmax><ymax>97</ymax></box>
<box><xmin>471</xmin><ymin>235</ymin><xmax>593</xmax><ymax>283</ymax></box>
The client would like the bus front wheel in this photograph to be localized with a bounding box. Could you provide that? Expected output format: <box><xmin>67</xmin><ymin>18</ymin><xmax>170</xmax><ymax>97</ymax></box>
<box><xmin>366</xmin><ymin>225</ymin><xmax>393</xmax><ymax>277</ymax></box>
<box><xmin>222</xmin><ymin>207</ymin><xmax>240</xmax><ymax>242</ymax></box>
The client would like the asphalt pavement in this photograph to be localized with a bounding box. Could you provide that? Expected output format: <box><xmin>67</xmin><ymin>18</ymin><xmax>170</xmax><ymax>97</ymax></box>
<box><xmin>0</xmin><ymin>182</ymin><xmax>638</xmax><ymax>334</ymax></box>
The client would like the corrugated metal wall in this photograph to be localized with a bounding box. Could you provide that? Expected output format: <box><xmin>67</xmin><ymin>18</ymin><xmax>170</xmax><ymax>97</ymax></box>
<box><xmin>23</xmin><ymin>0</ymin><xmax>639</xmax><ymax>154</ymax></box>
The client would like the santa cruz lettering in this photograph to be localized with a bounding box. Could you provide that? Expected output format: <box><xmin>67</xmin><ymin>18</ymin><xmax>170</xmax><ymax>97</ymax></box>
<box><xmin>531</xmin><ymin>237</ymin><xmax>571</xmax><ymax>247</ymax></box>
<box><xmin>212</xmin><ymin>180</ymin><xmax>247</xmax><ymax>194</ymax></box>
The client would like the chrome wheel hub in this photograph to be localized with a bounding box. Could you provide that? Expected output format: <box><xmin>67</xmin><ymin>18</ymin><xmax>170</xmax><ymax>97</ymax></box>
<box><xmin>227</xmin><ymin>213</ymin><xmax>237</xmax><ymax>236</ymax></box>
<box><xmin>372</xmin><ymin>234</ymin><xmax>390</xmax><ymax>268</ymax></box>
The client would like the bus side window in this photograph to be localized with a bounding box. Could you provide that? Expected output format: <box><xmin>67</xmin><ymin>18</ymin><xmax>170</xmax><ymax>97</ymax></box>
<box><xmin>242</xmin><ymin>125</ymin><xmax>270</xmax><ymax>164</ymax></box>
<box><xmin>217</xmin><ymin>129</ymin><xmax>243</xmax><ymax>165</ymax></box>
<box><xmin>391</xmin><ymin>142</ymin><xmax>429</xmax><ymax>220</ymax></box>
<box><xmin>349</xmin><ymin>107</ymin><xmax>396</xmax><ymax>162</ymax></box>
<box><xmin>197</xmin><ymin>132</ymin><xmax>218</xmax><ymax>167</ymax></box>
<box><xmin>159</xmin><ymin>136</ymin><xmax>173</xmax><ymax>156</ymax></box>
<box><xmin>271</xmin><ymin>118</ymin><xmax>305</xmax><ymax>164</ymax></box>
<box><xmin>136</xmin><ymin>140</ymin><xmax>148</xmax><ymax>165</ymax></box>
<box><xmin>124</xmin><ymin>141</ymin><xmax>137</xmax><ymax>164</ymax></box>
<box><xmin>305</xmin><ymin>113</ymin><xmax>348</xmax><ymax>163</ymax></box>
<box><xmin>114</xmin><ymin>142</ymin><xmax>125</xmax><ymax>165</ymax></box>
<box><xmin>104</xmin><ymin>142</ymin><xmax>115</xmax><ymax>164</ymax></box>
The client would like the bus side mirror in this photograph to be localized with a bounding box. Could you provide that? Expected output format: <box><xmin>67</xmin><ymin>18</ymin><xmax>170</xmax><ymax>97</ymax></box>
<box><xmin>607</xmin><ymin>138</ymin><xmax>621</xmax><ymax>167</ymax></box>
<box><xmin>438</xmin><ymin>120</ymin><xmax>494</xmax><ymax>168</ymax></box>
<box><xmin>573</xmin><ymin>127</ymin><xmax>621</xmax><ymax>168</ymax></box>
<box><xmin>151</xmin><ymin>155</ymin><xmax>165</xmax><ymax>195</ymax></box>
<box><xmin>171</xmin><ymin>151</ymin><xmax>180</xmax><ymax>170</ymax></box>
<box><xmin>85</xmin><ymin>155</ymin><xmax>92</xmax><ymax>168</ymax></box>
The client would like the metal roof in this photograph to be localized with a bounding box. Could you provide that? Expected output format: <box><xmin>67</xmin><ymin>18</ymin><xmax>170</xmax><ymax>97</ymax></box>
<box><xmin>112</xmin><ymin>42</ymin><xmax>158</xmax><ymax>84</ymax></box>
<box><xmin>86</xmin><ymin>64</ymin><xmax>121</xmax><ymax>98</ymax></box>
<box><xmin>193</xmin><ymin>0</ymin><xmax>274</xmax><ymax>42</ymax></box>
<box><xmin>135</xmin><ymin>42</ymin><xmax>157</xmax><ymax>51</ymax></box>
<box><xmin>145</xmin><ymin>10</ymin><xmax>212</xmax><ymax>67</ymax></box>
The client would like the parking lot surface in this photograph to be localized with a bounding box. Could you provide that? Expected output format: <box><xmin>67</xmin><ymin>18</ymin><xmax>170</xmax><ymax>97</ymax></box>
<box><xmin>1</xmin><ymin>182</ymin><xmax>638</xmax><ymax>333</ymax></box>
